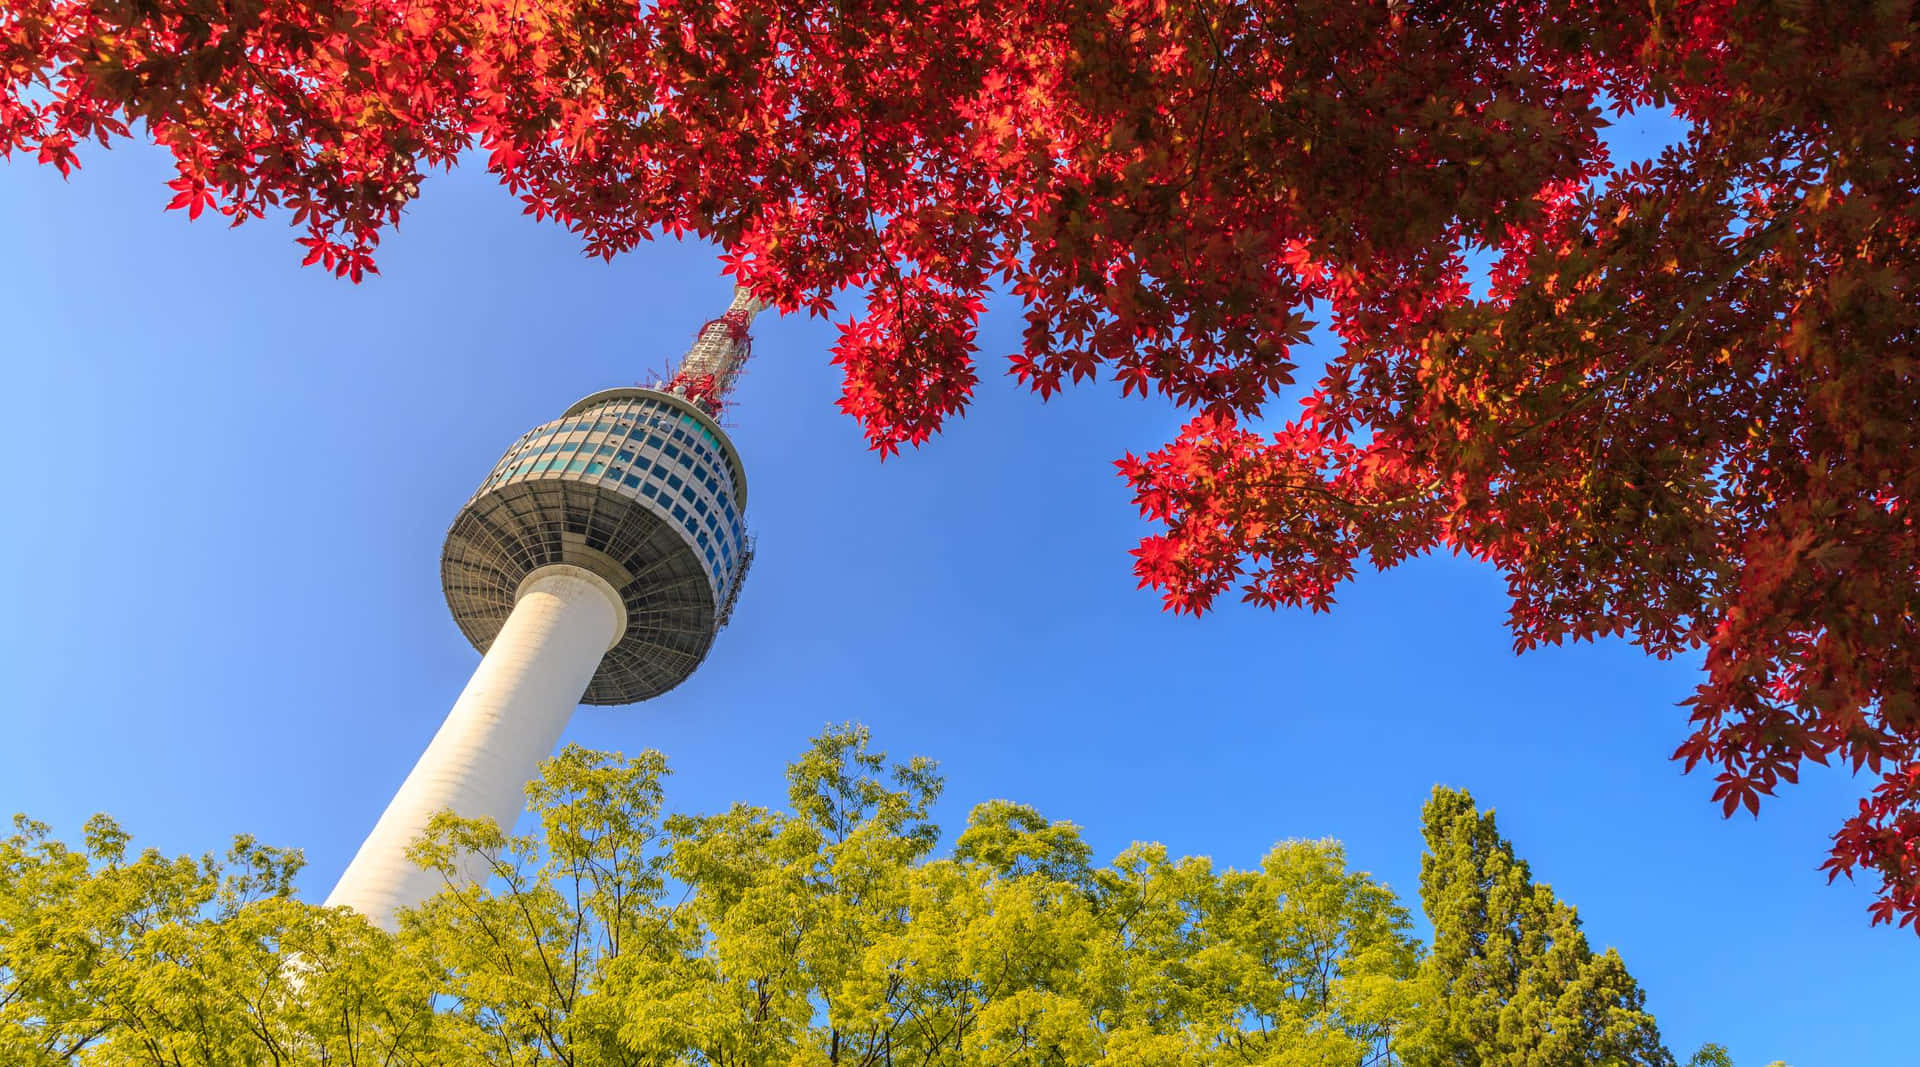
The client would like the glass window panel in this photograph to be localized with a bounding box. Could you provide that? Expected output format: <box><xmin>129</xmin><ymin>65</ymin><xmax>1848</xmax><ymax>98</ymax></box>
<box><xmin>586</xmin><ymin>462</ymin><xmax>605</xmax><ymax>475</ymax></box>
<box><xmin>642</xmin><ymin>484</ymin><xmax>658</xmax><ymax>498</ymax></box>
<box><xmin>565</xmin><ymin>458</ymin><xmax>587</xmax><ymax>472</ymax></box>
<box><xmin>624</xmin><ymin>473</ymin><xmax>642</xmax><ymax>488</ymax></box>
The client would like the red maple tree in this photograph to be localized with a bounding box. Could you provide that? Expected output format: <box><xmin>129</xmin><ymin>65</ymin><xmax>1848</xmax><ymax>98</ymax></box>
<box><xmin>7</xmin><ymin>0</ymin><xmax>1915</xmax><ymax>929</ymax></box>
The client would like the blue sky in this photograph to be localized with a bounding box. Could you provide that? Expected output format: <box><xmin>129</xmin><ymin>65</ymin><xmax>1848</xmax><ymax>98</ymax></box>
<box><xmin>2</xmin><ymin>114</ymin><xmax>1913</xmax><ymax>1064</ymax></box>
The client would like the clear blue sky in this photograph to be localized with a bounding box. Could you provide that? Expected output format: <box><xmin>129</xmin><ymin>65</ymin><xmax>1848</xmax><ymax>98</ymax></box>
<box><xmin>2</xmin><ymin>113</ymin><xmax>1912</xmax><ymax>1065</ymax></box>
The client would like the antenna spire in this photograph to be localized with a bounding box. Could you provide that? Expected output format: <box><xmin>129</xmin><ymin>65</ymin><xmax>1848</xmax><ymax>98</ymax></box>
<box><xmin>666</xmin><ymin>285</ymin><xmax>766</xmax><ymax>416</ymax></box>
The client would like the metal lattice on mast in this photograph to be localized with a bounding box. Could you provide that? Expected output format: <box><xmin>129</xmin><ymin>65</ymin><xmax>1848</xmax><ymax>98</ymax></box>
<box><xmin>663</xmin><ymin>286</ymin><xmax>767</xmax><ymax>417</ymax></box>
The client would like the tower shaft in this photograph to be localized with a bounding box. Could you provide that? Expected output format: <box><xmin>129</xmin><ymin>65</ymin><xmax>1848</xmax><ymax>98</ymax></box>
<box><xmin>325</xmin><ymin>565</ymin><xmax>625</xmax><ymax>928</ymax></box>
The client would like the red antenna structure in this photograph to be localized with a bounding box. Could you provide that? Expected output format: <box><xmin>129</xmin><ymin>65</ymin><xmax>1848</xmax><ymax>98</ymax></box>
<box><xmin>663</xmin><ymin>286</ymin><xmax>765</xmax><ymax>419</ymax></box>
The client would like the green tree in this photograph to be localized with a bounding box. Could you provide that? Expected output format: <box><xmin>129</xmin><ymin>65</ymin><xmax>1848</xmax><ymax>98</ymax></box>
<box><xmin>4</xmin><ymin>731</ymin><xmax>1697</xmax><ymax>1065</ymax></box>
<box><xmin>1684</xmin><ymin>1042</ymin><xmax>1790</xmax><ymax>1067</ymax></box>
<box><xmin>1686</xmin><ymin>1044</ymin><xmax>1732</xmax><ymax>1067</ymax></box>
<box><xmin>1409</xmin><ymin>788</ymin><xmax>1670</xmax><ymax>1067</ymax></box>
<box><xmin>0</xmin><ymin>814</ymin><xmax>433</xmax><ymax>1065</ymax></box>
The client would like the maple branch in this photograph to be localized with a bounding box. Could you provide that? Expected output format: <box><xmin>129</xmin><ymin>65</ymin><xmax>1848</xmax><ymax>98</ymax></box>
<box><xmin>1511</xmin><ymin>204</ymin><xmax>1800</xmax><ymax>445</ymax></box>
<box><xmin>1235</xmin><ymin>471</ymin><xmax>1443</xmax><ymax>520</ymax></box>
<box><xmin>827</xmin><ymin>0</ymin><xmax>905</xmax><ymax>315</ymax></box>
<box><xmin>1183</xmin><ymin>0</ymin><xmax>1226</xmax><ymax>195</ymax></box>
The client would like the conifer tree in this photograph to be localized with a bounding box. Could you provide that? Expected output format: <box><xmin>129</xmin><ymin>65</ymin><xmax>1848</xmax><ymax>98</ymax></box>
<box><xmin>1411</xmin><ymin>788</ymin><xmax>1672</xmax><ymax>1067</ymax></box>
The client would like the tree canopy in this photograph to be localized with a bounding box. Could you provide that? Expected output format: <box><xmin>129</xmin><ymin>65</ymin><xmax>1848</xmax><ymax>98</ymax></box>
<box><xmin>2</xmin><ymin>726</ymin><xmax>1772</xmax><ymax>1065</ymax></box>
<box><xmin>4</xmin><ymin>0</ymin><xmax>1915</xmax><ymax>928</ymax></box>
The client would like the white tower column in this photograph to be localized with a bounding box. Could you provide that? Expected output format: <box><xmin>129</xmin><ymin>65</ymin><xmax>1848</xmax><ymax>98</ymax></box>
<box><xmin>325</xmin><ymin>564</ymin><xmax>626</xmax><ymax>929</ymax></box>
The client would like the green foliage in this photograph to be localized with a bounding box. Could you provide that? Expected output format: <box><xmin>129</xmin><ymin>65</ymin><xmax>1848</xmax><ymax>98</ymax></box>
<box><xmin>1685</xmin><ymin>1042</ymin><xmax>1790</xmax><ymax>1067</ymax></box>
<box><xmin>1686</xmin><ymin>1044</ymin><xmax>1733</xmax><ymax>1067</ymax></box>
<box><xmin>0</xmin><ymin>813</ymin><xmax>429</xmax><ymax>1065</ymax></box>
<box><xmin>2</xmin><ymin>728</ymin><xmax>1725</xmax><ymax>1064</ymax></box>
<box><xmin>1408</xmin><ymin>788</ymin><xmax>1671</xmax><ymax>1067</ymax></box>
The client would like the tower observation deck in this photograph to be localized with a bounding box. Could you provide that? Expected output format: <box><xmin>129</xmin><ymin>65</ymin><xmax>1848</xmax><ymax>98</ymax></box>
<box><xmin>326</xmin><ymin>288</ymin><xmax>765</xmax><ymax>928</ymax></box>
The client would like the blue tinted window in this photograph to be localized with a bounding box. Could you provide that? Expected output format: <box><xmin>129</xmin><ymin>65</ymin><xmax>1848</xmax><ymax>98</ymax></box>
<box><xmin>672</xmin><ymin>504</ymin><xmax>688</xmax><ymax>521</ymax></box>
<box><xmin>694</xmin><ymin>498</ymin><xmax>708</xmax><ymax>516</ymax></box>
<box><xmin>616</xmin><ymin>450</ymin><xmax>634</xmax><ymax>463</ymax></box>
<box><xmin>560</xmin><ymin>440</ymin><xmax>580</xmax><ymax>452</ymax></box>
<box><xmin>594</xmin><ymin>421</ymin><xmax>612</xmax><ymax>432</ymax></box>
<box><xmin>623</xmin><ymin>473</ymin><xmax>641</xmax><ymax>488</ymax></box>
<box><xmin>586</xmin><ymin>462</ymin><xmax>605</xmax><ymax>475</ymax></box>
<box><xmin>565</xmin><ymin>458</ymin><xmax>587</xmax><ymax>472</ymax></box>
<box><xmin>642</xmin><ymin>484</ymin><xmax>658</xmax><ymax>498</ymax></box>
<box><xmin>667</xmin><ymin>474</ymin><xmax>683</xmax><ymax>490</ymax></box>
<box><xmin>663</xmin><ymin>443</ymin><xmax>681</xmax><ymax>461</ymax></box>
<box><xmin>597</xmin><ymin>443</ymin><xmax>616</xmax><ymax>455</ymax></box>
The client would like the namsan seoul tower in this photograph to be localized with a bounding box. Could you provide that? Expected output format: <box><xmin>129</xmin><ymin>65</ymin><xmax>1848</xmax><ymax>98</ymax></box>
<box><xmin>326</xmin><ymin>288</ymin><xmax>764</xmax><ymax>928</ymax></box>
